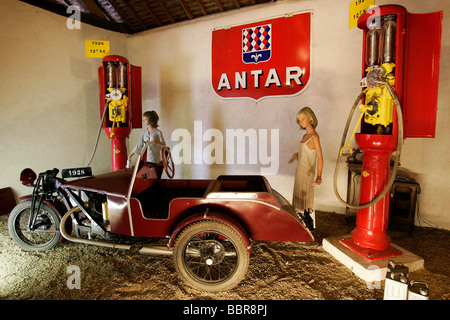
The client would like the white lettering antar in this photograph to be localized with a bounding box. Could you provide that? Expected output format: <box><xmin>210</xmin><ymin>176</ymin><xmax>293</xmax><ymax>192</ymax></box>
<box><xmin>218</xmin><ymin>66</ymin><xmax>304</xmax><ymax>91</ymax></box>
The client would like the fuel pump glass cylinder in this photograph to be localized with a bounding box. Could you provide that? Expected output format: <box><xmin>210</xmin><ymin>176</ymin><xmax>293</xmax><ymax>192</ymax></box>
<box><xmin>365</xmin><ymin>28</ymin><xmax>382</xmax><ymax>67</ymax></box>
<box><xmin>106</xmin><ymin>62</ymin><xmax>116</xmax><ymax>88</ymax></box>
<box><xmin>380</xmin><ymin>15</ymin><xmax>397</xmax><ymax>64</ymax></box>
<box><xmin>118</xmin><ymin>62</ymin><xmax>127</xmax><ymax>88</ymax></box>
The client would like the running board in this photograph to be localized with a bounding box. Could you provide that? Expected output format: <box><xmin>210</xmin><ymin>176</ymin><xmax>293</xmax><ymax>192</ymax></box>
<box><xmin>60</xmin><ymin>207</ymin><xmax>173</xmax><ymax>256</ymax></box>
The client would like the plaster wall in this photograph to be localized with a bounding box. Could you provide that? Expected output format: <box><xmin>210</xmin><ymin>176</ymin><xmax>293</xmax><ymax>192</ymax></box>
<box><xmin>1</xmin><ymin>0</ymin><xmax>449</xmax><ymax>230</ymax></box>
<box><xmin>0</xmin><ymin>0</ymin><xmax>126</xmax><ymax>188</ymax></box>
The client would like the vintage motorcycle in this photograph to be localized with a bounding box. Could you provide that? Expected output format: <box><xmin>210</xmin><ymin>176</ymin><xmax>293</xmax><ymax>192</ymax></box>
<box><xmin>8</xmin><ymin>146</ymin><xmax>314</xmax><ymax>292</ymax></box>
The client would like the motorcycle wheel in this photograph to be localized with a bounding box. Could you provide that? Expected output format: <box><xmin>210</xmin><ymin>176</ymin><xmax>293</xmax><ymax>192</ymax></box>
<box><xmin>174</xmin><ymin>220</ymin><xmax>250</xmax><ymax>292</ymax></box>
<box><xmin>8</xmin><ymin>200</ymin><xmax>62</xmax><ymax>251</ymax></box>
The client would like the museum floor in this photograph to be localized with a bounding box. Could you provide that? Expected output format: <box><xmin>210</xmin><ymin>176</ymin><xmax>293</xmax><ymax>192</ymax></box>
<box><xmin>1</xmin><ymin>211</ymin><xmax>448</xmax><ymax>300</ymax></box>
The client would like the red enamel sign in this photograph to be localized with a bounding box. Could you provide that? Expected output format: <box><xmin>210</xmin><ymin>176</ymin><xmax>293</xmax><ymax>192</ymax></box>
<box><xmin>212</xmin><ymin>12</ymin><xmax>312</xmax><ymax>101</ymax></box>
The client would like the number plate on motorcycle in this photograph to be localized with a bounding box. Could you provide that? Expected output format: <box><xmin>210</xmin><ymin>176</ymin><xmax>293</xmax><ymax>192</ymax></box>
<box><xmin>62</xmin><ymin>167</ymin><xmax>92</xmax><ymax>178</ymax></box>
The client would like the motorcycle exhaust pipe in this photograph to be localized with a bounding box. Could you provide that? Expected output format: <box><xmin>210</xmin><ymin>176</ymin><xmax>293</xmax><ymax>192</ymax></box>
<box><xmin>60</xmin><ymin>207</ymin><xmax>173</xmax><ymax>256</ymax></box>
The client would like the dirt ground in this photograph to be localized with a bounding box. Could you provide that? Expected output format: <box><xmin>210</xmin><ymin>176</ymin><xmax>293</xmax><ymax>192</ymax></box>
<box><xmin>0</xmin><ymin>211</ymin><xmax>448</xmax><ymax>300</ymax></box>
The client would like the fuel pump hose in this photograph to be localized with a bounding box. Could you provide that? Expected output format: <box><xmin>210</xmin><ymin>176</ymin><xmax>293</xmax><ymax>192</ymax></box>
<box><xmin>333</xmin><ymin>83</ymin><xmax>404</xmax><ymax>210</ymax></box>
<box><xmin>86</xmin><ymin>104</ymin><xmax>109</xmax><ymax>167</ymax></box>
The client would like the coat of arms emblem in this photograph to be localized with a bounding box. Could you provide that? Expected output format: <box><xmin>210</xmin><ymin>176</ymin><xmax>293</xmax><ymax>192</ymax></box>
<box><xmin>242</xmin><ymin>24</ymin><xmax>272</xmax><ymax>64</ymax></box>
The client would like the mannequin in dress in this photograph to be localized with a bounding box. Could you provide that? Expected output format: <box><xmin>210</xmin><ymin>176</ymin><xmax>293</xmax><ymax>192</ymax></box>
<box><xmin>289</xmin><ymin>107</ymin><xmax>323</xmax><ymax>218</ymax></box>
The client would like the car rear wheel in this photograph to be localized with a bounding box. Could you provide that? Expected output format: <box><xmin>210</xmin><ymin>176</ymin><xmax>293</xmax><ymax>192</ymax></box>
<box><xmin>174</xmin><ymin>220</ymin><xmax>250</xmax><ymax>292</ymax></box>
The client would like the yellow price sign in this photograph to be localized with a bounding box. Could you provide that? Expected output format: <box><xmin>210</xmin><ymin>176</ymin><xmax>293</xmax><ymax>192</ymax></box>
<box><xmin>85</xmin><ymin>40</ymin><xmax>110</xmax><ymax>58</ymax></box>
<box><xmin>349</xmin><ymin>0</ymin><xmax>375</xmax><ymax>29</ymax></box>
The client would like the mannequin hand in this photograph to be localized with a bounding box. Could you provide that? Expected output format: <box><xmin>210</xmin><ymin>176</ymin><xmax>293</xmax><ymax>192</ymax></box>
<box><xmin>288</xmin><ymin>153</ymin><xmax>298</xmax><ymax>164</ymax></box>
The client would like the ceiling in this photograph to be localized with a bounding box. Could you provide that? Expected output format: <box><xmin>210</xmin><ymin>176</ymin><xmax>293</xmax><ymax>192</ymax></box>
<box><xmin>21</xmin><ymin>0</ymin><xmax>275</xmax><ymax>34</ymax></box>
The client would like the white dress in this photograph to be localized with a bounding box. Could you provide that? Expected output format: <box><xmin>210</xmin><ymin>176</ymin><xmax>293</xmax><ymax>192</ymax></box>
<box><xmin>292</xmin><ymin>135</ymin><xmax>317</xmax><ymax>212</ymax></box>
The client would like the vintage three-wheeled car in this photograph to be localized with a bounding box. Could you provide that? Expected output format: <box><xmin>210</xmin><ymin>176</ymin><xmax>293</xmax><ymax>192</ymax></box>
<box><xmin>8</xmin><ymin>145</ymin><xmax>314</xmax><ymax>292</ymax></box>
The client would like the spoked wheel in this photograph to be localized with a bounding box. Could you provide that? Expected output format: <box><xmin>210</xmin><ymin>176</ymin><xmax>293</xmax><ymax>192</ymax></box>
<box><xmin>174</xmin><ymin>220</ymin><xmax>250</xmax><ymax>292</ymax></box>
<box><xmin>161</xmin><ymin>146</ymin><xmax>174</xmax><ymax>179</ymax></box>
<box><xmin>8</xmin><ymin>200</ymin><xmax>62</xmax><ymax>251</ymax></box>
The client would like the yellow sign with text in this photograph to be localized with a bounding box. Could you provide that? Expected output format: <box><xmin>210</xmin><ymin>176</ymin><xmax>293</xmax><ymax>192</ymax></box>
<box><xmin>349</xmin><ymin>0</ymin><xmax>375</xmax><ymax>29</ymax></box>
<box><xmin>85</xmin><ymin>40</ymin><xmax>110</xmax><ymax>58</ymax></box>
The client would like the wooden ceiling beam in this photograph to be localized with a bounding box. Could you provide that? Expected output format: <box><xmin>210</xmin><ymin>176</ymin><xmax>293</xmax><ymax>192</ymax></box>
<box><xmin>214</xmin><ymin>0</ymin><xmax>224</xmax><ymax>12</ymax></box>
<box><xmin>20</xmin><ymin>0</ymin><xmax>274</xmax><ymax>34</ymax></box>
<box><xmin>196</xmin><ymin>0</ymin><xmax>207</xmax><ymax>15</ymax></box>
<box><xmin>119</xmin><ymin>0</ymin><xmax>147</xmax><ymax>30</ymax></box>
<box><xmin>82</xmin><ymin>0</ymin><xmax>107</xmax><ymax>17</ymax></box>
<box><xmin>103</xmin><ymin>0</ymin><xmax>127</xmax><ymax>23</ymax></box>
<box><xmin>142</xmin><ymin>0</ymin><xmax>162</xmax><ymax>26</ymax></box>
<box><xmin>157</xmin><ymin>0</ymin><xmax>175</xmax><ymax>23</ymax></box>
<box><xmin>178</xmin><ymin>0</ymin><xmax>193</xmax><ymax>19</ymax></box>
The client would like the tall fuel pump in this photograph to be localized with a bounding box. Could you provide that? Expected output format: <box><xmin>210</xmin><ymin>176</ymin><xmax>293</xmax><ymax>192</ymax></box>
<box><xmin>98</xmin><ymin>55</ymin><xmax>142</xmax><ymax>171</ymax></box>
<box><xmin>334</xmin><ymin>5</ymin><xmax>442</xmax><ymax>260</ymax></box>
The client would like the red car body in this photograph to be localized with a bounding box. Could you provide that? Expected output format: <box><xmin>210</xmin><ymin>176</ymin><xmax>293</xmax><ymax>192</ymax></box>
<box><xmin>63</xmin><ymin>166</ymin><xmax>314</xmax><ymax>251</ymax></box>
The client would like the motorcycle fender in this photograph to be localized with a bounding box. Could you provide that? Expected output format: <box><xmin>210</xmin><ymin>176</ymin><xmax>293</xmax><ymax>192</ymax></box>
<box><xmin>18</xmin><ymin>195</ymin><xmax>33</xmax><ymax>202</ymax></box>
<box><xmin>18</xmin><ymin>196</ymin><xmax>67</xmax><ymax>218</ymax></box>
<box><xmin>168</xmin><ymin>212</ymin><xmax>252</xmax><ymax>253</ymax></box>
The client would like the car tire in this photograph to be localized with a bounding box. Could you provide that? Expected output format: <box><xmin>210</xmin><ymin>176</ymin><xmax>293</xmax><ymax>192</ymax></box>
<box><xmin>8</xmin><ymin>200</ymin><xmax>62</xmax><ymax>251</ymax></box>
<box><xmin>173</xmin><ymin>220</ymin><xmax>250</xmax><ymax>292</ymax></box>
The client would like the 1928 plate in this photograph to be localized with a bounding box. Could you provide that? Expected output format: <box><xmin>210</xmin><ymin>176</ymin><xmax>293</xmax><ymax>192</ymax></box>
<box><xmin>62</xmin><ymin>167</ymin><xmax>92</xmax><ymax>178</ymax></box>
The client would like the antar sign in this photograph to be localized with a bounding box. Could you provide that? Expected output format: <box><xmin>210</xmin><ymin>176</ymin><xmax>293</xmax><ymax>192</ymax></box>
<box><xmin>212</xmin><ymin>12</ymin><xmax>312</xmax><ymax>101</ymax></box>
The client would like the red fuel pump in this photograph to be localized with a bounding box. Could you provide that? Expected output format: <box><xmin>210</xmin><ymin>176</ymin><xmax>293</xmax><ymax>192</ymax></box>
<box><xmin>334</xmin><ymin>5</ymin><xmax>442</xmax><ymax>260</ymax></box>
<box><xmin>98</xmin><ymin>55</ymin><xmax>142</xmax><ymax>171</ymax></box>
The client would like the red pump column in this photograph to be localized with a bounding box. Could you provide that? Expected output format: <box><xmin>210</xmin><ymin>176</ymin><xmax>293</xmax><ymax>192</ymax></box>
<box><xmin>105</xmin><ymin>127</ymin><xmax>128</xmax><ymax>171</ymax></box>
<box><xmin>341</xmin><ymin>118</ymin><xmax>403</xmax><ymax>260</ymax></box>
<box><xmin>352</xmin><ymin>134</ymin><xmax>397</xmax><ymax>251</ymax></box>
